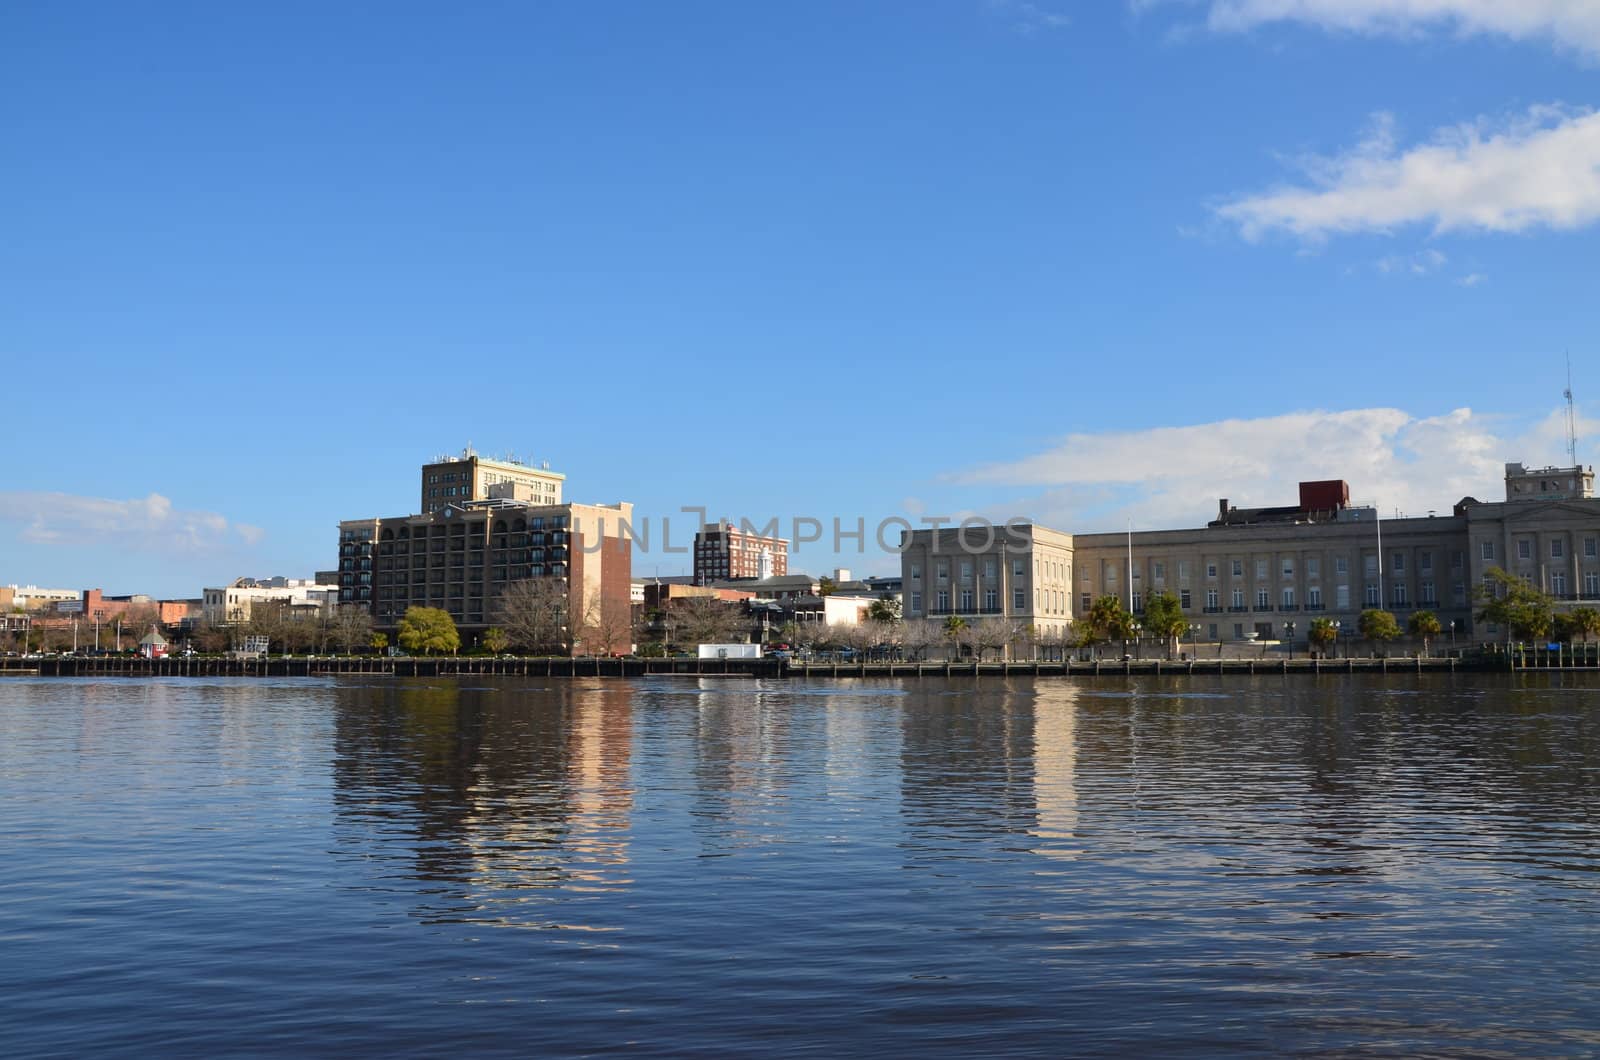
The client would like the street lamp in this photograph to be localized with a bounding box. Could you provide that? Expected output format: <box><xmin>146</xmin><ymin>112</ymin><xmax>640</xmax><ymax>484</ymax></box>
<box><xmin>1188</xmin><ymin>622</ymin><xmax>1200</xmax><ymax>659</ymax></box>
<box><xmin>1284</xmin><ymin>621</ymin><xmax>1296</xmax><ymax>660</ymax></box>
<box><xmin>1130</xmin><ymin>620</ymin><xmax>1142</xmax><ymax>660</ymax></box>
<box><xmin>1449</xmin><ymin>619</ymin><xmax>1457</xmax><ymax>654</ymax></box>
<box><xmin>1331</xmin><ymin>619</ymin><xmax>1341</xmax><ymax>659</ymax></box>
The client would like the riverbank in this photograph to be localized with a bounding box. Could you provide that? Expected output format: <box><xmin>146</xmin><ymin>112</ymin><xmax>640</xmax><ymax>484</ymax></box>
<box><xmin>5</xmin><ymin>652</ymin><xmax>1594</xmax><ymax>679</ymax></box>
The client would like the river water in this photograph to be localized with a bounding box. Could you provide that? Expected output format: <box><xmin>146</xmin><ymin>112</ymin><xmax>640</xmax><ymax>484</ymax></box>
<box><xmin>1</xmin><ymin>674</ymin><xmax>1598</xmax><ymax>1057</ymax></box>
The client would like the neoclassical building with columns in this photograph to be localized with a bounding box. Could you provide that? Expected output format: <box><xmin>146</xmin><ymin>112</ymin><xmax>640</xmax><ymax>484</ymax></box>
<box><xmin>901</xmin><ymin>462</ymin><xmax>1600</xmax><ymax>646</ymax></box>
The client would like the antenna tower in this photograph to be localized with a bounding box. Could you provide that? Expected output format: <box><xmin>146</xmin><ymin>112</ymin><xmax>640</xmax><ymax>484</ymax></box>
<box><xmin>1565</xmin><ymin>353</ymin><xmax>1578</xmax><ymax>466</ymax></box>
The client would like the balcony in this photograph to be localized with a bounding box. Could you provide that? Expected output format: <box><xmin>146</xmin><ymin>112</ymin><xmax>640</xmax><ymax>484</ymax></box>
<box><xmin>1228</xmin><ymin>606</ymin><xmax>1248</xmax><ymax>613</ymax></box>
<box><xmin>1278</xmin><ymin>604</ymin><xmax>1300</xmax><ymax>612</ymax></box>
<box><xmin>1203</xmin><ymin>606</ymin><xmax>1222</xmax><ymax>614</ymax></box>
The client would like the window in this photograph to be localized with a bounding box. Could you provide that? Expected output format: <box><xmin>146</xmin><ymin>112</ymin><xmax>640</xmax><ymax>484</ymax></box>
<box><xmin>1307</xmin><ymin>586</ymin><xmax>1322</xmax><ymax>608</ymax></box>
<box><xmin>1231</xmin><ymin>560</ymin><xmax>1243</xmax><ymax>578</ymax></box>
<box><xmin>1153</xmin><ymin>561</ymin><xmax>1166</xmax><ymax>580</ymax></box>
<box><xmin>1337</xmin><ymin>585</ymin><xmax>1350</xmax><ymax>609</ymax></box>
<box><xmin>910</xmin><ymin>591</ymin><xmax>922</xmax><ymax>613</ymax></box>
<box><xmin>1014</xmin><ymin>589</ymin><xmax>1027</xmax><ymax>610</ymax></box>
<box><xmin>1255</xmin><ymin>559</ymin><xmax>1268</xmax><ymax>580</ymax></box>
<box><xmin>1234</xmin><ymin>623</ymin><xmax>1245</xmax><ymax>639</ymax></box>
<box><xmin>1552</xmin><ymin>539</ymin><xmax>1564</xmax><ymax>559</ymax></box>
<box><xmin>1131</xmin><ymin>592</ymin><xmax>1143</xmax><ymax>612</ymax></box>
<box><xmin>1392</xmin><ymin>552</ymin><xmax>1405</xmax><ymax>572</ymax></box>
<box><xmin>1454</xmin><ymin>581</ymin><xmax>1466</xmax><ymax>603</ymax></box>
<box><xmin>984</xmin><ymin>558</ymin><xmax>997</xmax><ymax>580</ymax></box>
<box><xmin>984</xmin><ymin>588</ymin><xmax>998</xmax><ymax>611</ymax></box>
<box><xmin>1366</xmin><ymin>585</ymin><xmax>1380</xmax><ymax>606</ymax></box>
<box><xmin>1207</xmin><ymin>563</ymin><xmax>1218</xmax><ymax>579</ymax></box>
<box><xmin>1586</xmin><ymin>572</ymin><xmax>1599</xmax><ymax>597</ymax></box>
<box><xmin>1180</xmin><ymin>589</ymin><xmax>1191</xmax><ymax>609</ymax></box>
<box><xmin>1420</xmin><ymin>581</ymin><xmax>1435</xmax><ymax>604</ymax></box>
<box><xmin>1231</xmin><ymin>589</ymin><xmax>1244</xmax><ymax>609</ymax></box>
<box><xmin>1481</xmin><ymin>540</ymin><xmax>1495</xmax><ymax>561</ymax></box>
<box><xmin>910</xmin><ymin>563</ymin><xmax>921</xmax><ymax>580</ymax></box>
<box><xmin>1335</xmin><ymin>556</ymin><xmax>1348</xmax><ymax>575</ymax></box>
<box><xmin>1365</xmin><ymin>555</ymin><xmax>1379</xmax><ymax>576</ymax></box>
<box><xmin>1208</xmin><ymin>624</ymin><xmax>1218</xmax><ymax>639</ymax></box>
<box><xmin>1392</xmin><ymin>583</ymin><xmax>1407</xmax><ymax>606</ymax></box>
<box><xmin>1552</xmin><ymin>572</ymin><xmax>1567</xmax><ymax>596</ymax></box>
<box><xmin>1282</xmin><ymin>559</ymin><xmax>1294</xmax><ymax>578</ymax></box>
<box><xmin>1307</xmin><ymin>558</ymin><xmax>1319</xmax><ymax>578</ymax></box>
<box><xmin>1081</xmin><ymin>593</ymin><xmax>1092</xmax><ymax>613</ymax></box>
<box><xmin>1013</xmin><ymin>559</ymin><xmax>1025</xmax><ymax>579</ymax></box>
<box><xmin>1586</xmin><ymin>536</ymin><xmax>1598</xmax><ymax>558</ymax></box>
<box><xmin>1256</xmin><ymin>589</ymin><xmax>1270</xmax><ymax>609</ymax></box>
<box><xmin>1420</xmin><ymin>551</ymin><xmax>1433</xmax><ymax>573</ymax></box>
<box><xmin>960</xmin><ymin>561</ymin><xmax>972</xmax><ymax>583</ymax></box>
<box><xmin>1518</xmin><ymin>539</ymin><xmax>1532</xmax><ymax>560</ymax></box>
<box><xmin>1178</xmin><ymin>561</ymin><xmax>1190</xmax><ymax>580</ymax></box>
<box><xmin>936</xmin><ymin>590</ymin><xmax>949</xmax><ymax>611</ymax></box>
<box><xmin>1206</xmin><ymin>589</ymin><xmax>1219</xmax><ymax>610</ymax></box>
<box><xmin>1452</xmin><ymin>551</ymin><xmax>1463</xmax><ymax>570</ymax></box>
<box><xmin>1282</xmin><ymin>587</ymin><xmax>1296</xmax><ymax>607</ymax></box>
<box><xmin>960</xmin><ymin>589</ymin><xmax>973</xmax><ymax>610</ymax></box>
<box><xmin>937</xmin><ymin>562</ymin><xmax>948</xmax><ymax>582</ymax></box>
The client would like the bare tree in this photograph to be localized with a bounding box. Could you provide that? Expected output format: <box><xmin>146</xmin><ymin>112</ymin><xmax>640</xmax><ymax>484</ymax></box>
<box><xmin>971</xmin><ymin>617</ymin><xmax>1014</xmax><ymax>661</ymax></box>
<box><xmin>332</xmin><ymin>605</ymin><xmax>374</xmax><ymax>655</ymax></box>
<box><xmin>675</xmin><ymin>597</ymin><xmax>747</xmax><ymax>646</ymax></box>
<box><xmin>583</xmin><ymin>595</ymin><xmax>635</xmax><ymax>656</ymax></box>
<box><xmin>900</xmin><ymin>619</ymin><xmax>941</xmax><ymax>661</ymax></box>
<box><xmin>495</xmin><ymin>577</ymin><xmax>571</xmax><ymax>655</ymax></box>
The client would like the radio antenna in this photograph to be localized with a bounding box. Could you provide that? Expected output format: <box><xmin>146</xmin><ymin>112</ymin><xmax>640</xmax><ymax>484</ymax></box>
<box><xmin>1565</xmin><ymin>352</ymin><xmax>1578</xmax><ymax>465</ymax></box>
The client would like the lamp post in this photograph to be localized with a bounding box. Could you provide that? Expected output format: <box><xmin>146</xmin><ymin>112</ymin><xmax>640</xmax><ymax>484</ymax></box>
<box><xmin>1331</xmin><ymin>619</ymin><xmax>1341</xmax><ymax>659</ymax></box>
<box><xmin>1449</xmin><ymin>619</ymin><xmax>1456</xmax><ymax>654</ymax></box>
<box><xmin>1130</xmin><ymin>620</ymin><xmax>1142</xmax><ymax>660</ymax></box>
<box><xmin>1189</xmin><ymin>622</ymin><xmax>1200</xmax><ymax>660</ymax></box>
<box><xmin>1284</xmin><ymin>621</ymin><xmax>1296</xmax><ymax>660</ymax></box>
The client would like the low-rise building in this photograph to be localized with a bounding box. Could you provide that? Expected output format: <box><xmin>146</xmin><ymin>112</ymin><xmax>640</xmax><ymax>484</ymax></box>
<box><xmin>202</xmin><ymin>579</ymin><xmax>338</xmax><ymax>626</ymax></box>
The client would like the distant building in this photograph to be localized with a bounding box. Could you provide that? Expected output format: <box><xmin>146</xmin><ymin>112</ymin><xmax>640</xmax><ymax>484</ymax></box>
<box><xmin>355</xmin><ymin>495</ymin><xmax>633</xmax><ymax>651</ymax></box>
<box><xmin>202</xmin><ymin>579</ymin><xmax>337</xmax><ymax>626</ymax></box>
<box><xmin>694</xmin><ymin>521</ymin><xmax>789</xmax><ymax>585</ymax></box>
<box><xmin>420</xmin><ymin>448</ymin><xmax>564</xmax><ymax>515</ymax></box>
<box><xmin>1</xmin><ymin>585</ymin><xmax>79</xmax><ymax>611</ymax></box>
<box><xmin>900</xmin><ymin>463</ymin><xmax>1600</xmax><ymax>648</ymax></box>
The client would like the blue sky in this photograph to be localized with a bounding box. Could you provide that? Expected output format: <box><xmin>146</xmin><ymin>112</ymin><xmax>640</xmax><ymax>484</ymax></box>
<box><xmin>3</xmin><ymin>0</ymin><xmax>1597</xmax><ymax>597</ymax></box>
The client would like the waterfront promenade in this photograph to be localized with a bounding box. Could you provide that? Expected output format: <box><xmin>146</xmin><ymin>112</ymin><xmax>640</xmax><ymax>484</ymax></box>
<box><xmin>4</xmin><ymin>648</ymin><xmax>1596</xmax><ymax>679</ymax></box>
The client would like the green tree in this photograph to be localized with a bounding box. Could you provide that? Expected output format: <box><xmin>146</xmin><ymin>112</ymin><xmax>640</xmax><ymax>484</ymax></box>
<box><xmin>818</xmin><ymin>576</ymin><xmax>837</xmax><ymax>597</ymax></box>
<box><xmin>1564</xmin><ymin>606</ymin><xmax>1600</xmax><ymax>643</ymax></box>
<box><xmin>481</xmin><ymin>627</ymin><xmax>509</xmax><ymax>654</ymax></box>
<box><xmin>1475</xmin><ymin>566</ymin><xmax>1554</xmax><ymax>643</ymax></box>
<box><xmin>397</xmin><ymin>606</ymin><xmax>460</xmax><ymax>656</ymax></box>
<box><xmin>1083</xmin><ymin>595</ymin><xmax>1132</xmax><ymax>658</ymax></box>
<box><xmin>942</xmin><ymin>614</ymin><xmax>969</xmax><ymax>659</ymax></box>
<box><xmin>866</xmin><ymin>597</ymin><xmax>902</xmax><ymax>624</ymax></box>
<box><xmin>1141</xmin><ymin>590</ymin><xmax>1189</xmax><ymax>659</ymax></box>
<box><xmin>1308</xmin><ymin>617</ymin><xmax>1339</xmax><ymax>658</ymax></box>
<box><xmin>1357</xmin><ymin>608</ymin><xmax>1400</xmax><ymax>653</ymax></box>
<box><xmin>370</xmin><ymin>632</ymin><xmax>389</xmax><ymax>653</ymax></box>
<box><xmin>1407</xmin><ymin>610</ymin><xmax>1442</xmax><ymax>655</ymax></box>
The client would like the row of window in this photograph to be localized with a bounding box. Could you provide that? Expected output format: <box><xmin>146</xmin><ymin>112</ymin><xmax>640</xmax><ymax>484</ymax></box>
<box><xmin>1485</xmin><ymin>536</ymin><xmax>1600</xmax><ymax>561</ymax></box>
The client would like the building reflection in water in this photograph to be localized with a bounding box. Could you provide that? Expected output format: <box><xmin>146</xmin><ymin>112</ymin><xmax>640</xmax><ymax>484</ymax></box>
<box><xmin>330</xmin><ymin>679</ymin><xmax>635</xmax><ymax>930</ymax></box>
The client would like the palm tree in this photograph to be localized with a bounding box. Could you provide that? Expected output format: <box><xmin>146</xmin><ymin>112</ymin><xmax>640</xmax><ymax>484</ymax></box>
<box><xmin>1407</xmin><ymin>610</ymin><xmax>1442</xmax><ymax>656</ymax></box>
<box><xmin>1308</xmin><ymin>617</ymin><xmax>1338</xmax><ymax>658</ymax></box>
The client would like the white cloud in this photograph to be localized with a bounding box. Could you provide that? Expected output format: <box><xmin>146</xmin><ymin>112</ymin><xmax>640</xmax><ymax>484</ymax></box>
<box><xmin>1203</xmin><ymin>0</ymin><xmax>1600</xmax><ymax>57</ymax></box>
<box><xmin>950</xmin><ymin>405</ymin><xmax>1596</xmax><ymax>532</ymax></box>
<box><xmin>1375</xmin><ymin>247</ymin><xmax>1447</xmax><ymax>274</ymax></box>
<box><xmin>1456</xmin><ymin>271</ymin><xmax>1487</xmax><ymax>285</ymax></box>
<box><xmin>987</xmin><ymin>0</ymin><xmax>1071</xmax><ymax>32</ymax></box>
<box><xmin>0</xmin><ymin>491</ymin><xmax>264</xmax><ymax>553</ymax></box>
<box><xmin>1217</xmin><ymin>105</ymin><xmax>1600</xmax><ymax>240</ymax></box>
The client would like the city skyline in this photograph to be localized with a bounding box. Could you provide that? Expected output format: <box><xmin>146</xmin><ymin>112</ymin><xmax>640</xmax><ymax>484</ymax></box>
<box><xmin>3</xmin><ymin>3</ymin><xmax>1597</xmax><ymax>598</ymax></box>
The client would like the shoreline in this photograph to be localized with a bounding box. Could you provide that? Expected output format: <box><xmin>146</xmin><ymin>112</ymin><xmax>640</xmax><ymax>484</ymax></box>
<box><xmin>5</xmin><ymin>654</ymin><xmax>1596</xmax><ymax>679</ymax></box>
